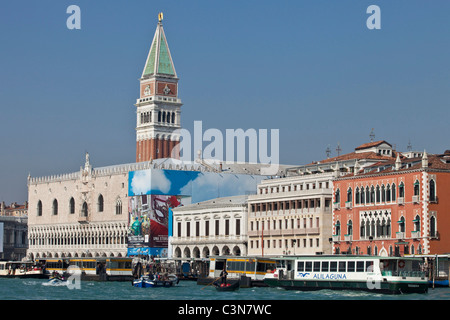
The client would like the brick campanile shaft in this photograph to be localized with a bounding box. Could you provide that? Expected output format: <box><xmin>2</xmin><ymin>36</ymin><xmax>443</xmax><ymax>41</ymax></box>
<box><xmin>135</xmin><ymin>13</ymin><xmax>182</xmax><ymax>162</ymax></box>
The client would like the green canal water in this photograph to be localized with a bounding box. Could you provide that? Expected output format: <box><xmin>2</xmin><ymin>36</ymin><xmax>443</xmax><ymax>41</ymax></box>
<box><xmin>0</xmin><ymin>278</ymin><xmax>447</xmax><ymax>319</ymax></box>
<box><xmin>0</xmin><ymin>277</ymin><xmax>449</xmax><ymax>301</ymax></box>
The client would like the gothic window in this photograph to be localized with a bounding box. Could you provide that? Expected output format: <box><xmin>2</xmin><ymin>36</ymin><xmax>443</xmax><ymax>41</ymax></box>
<box><xmin>399</xmin><ymin>216</ymin><xmax>405</xmax><ymax>233</ymax></box>
<box><xmin>376</xmin><ymin>185</ymin><xmax>380</xmax><ymax>203</ymax></box>
<box><xmin>387</xmin><ymin>218</ymin><xmax>391</xmax><ymax>237</ymax></box>
<box><xmin>162</xmin><ymin>111</ymin><xmax>166</xmax><ymax>123</ymax></box>
<box><xmin>98</xmin><ymin>194</ymin><xmax>104</xmax><ymax>212</ymax></box>
<box><xmin>399</xmin><ymin>182</ymin><xmax>405</xmax><ymax>198</ymax></box>
<box><xmin>37</xmin><ymin>200</ymin><xmax>43</xmax><ymax>216</ymax></box>
<box><xmin>335</xmin><ymin>221</ymin><xmax>341</xmax><ymax>236</ymax></box>
<box><xmin>370</xmin><ymin>186</ymin><xmax>375</xmax><ymax>203</ymax></box>
<box><xmin>376</xmin><ymin>220</ymin><xmax>381</xmax><ymax>237</ymax></box>
<box><xmin>347</xmin><ymin>220</ymin><xmax>352</xmax><ymax>236</ymax></box>
<box><xmin>158</xmin><ymin>111</ymin><xmax>161</xmax><ymax>122</ymax></box>
<box><xmin>365</xmin><ymin>186</ymin><xmax>370</xmax><ymax>204</ymax></box>
<box><xmin>391</xmin><ymin>183</ymin><xmax>396</xmax><ymax>201</ymax></box>
<box><xmin>334</xmin><ymin>189</ymin><xmax>340</xmax><ymax>203</ymax></box>
<box><xmin>355</xmin><ymin>187</ymin><xmax>360</xmax><ymax>205</ymax></box>
<box><xmin>115</xmin><ymin>199</ymin><xmax>122</xmax><ymax>215</ymax></box>
<box><xmin>381</xmin><ymin>218</ymin><xmax>387</xmax><ymax>237</ymax></box>
<box><xmin>347</xmin><ymin>188</ymin><xmax>352</xmax><ymax>203</ymax></box>
<box><xmin>360</xmin><ymin>220</ymin><xmax>365</xmax><ymax>238</ymax></box>
<box><xmin>82</xmin><ymin>202</ymin><xmax>88</xmax><ymax>217</ymax></box>
<box><xmin>381</xmin><ymin>185</ymin><xmax>385</xmax><ymax>202</ymax></box>
<box><xmin>430</xmin><ymin>216</ymin><xmax>436</xmax><ymax>237</ymax></box>
<box><xmin>370</xmin><ymin>220</ymin><xmax>375</xmax><ymax>237</ymax></box>
<box><xmin>429</xmin><ymin>179</ymin><xmax>436</xmax><ymax>201</ymax></box>
<box><xmin>52</xmin><ymin>199</ymin><xmax>58</xmax><ymax>215</ymax></box>
<box><xmin>414</xmin><ymin>215</ymin><xmax>420</xmax><ymax>231</ymax></box>
<box><xmin>69</xmin><ymin>198</ymin><xmax>75</xmax><ymax>214</ymax></box>
<box><xmin>386</xmin><ymin>184</ymin><xmax>391</xmax><ymax>202</ymax></box>
<box><xmin>413</xmin><ymin>180</ymin><xmax>420</xmax><ymax>196</ymax></box>
<box><xmin>171</xmin><ymin>112</ymin><xmax>175</xmax><ymax>124</ymax></box>
<box><xmin>360</xmin><ymin>187</ymin><xmax>365</xmax><ymax>204</ymax></box>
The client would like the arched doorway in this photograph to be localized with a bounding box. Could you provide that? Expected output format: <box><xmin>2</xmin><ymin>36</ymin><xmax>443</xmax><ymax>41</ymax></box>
<box><xmin>202</xmin><ymin>247</ymin><xmax>210</xmax><ymax>258</ymax></box>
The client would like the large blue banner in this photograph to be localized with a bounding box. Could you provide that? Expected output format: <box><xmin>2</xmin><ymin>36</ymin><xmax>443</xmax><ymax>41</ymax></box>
<box><xmin>127</xmin><ymin>168</ymin><xmax>266</xmax><ymax>258</ymax></box>
<box><xmin>128</xmin><ymin>169</ymin><xmax>264</xmax><ymax>203</ymax></box>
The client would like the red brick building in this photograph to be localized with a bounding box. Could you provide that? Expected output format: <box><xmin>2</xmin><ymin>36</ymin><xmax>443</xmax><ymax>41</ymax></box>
<box><xmin>332</xmin><ymin>147</ymin><xmax>450</xmax><ymax>257</ymax></box>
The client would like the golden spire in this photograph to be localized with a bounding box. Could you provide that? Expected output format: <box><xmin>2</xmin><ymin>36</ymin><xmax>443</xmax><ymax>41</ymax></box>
<box><xmin>158</xmin><ymin>12</ymin><xmax>163</xmax><ymax>22</ymax></box>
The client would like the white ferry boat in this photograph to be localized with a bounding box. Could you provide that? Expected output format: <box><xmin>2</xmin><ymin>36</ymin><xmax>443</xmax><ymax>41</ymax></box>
<box><xmin>36</xmin><ymin>257</ymin><xmax>134</xmax><ymax>281</ymax></box>
<box><xmin>0</xmin><ymin>261</ymin><xmax>45</xmax><ymax>278</ymax></box>
<box><xmin>263</xmin><ymin>255</ymin><xmax>428</xmax><ymax>294</ymax></box>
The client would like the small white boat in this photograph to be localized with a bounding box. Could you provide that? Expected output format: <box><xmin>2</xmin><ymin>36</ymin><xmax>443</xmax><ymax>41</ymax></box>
<box><xmin>132</xmin><ymin>274</ymin><xmax>179</xmax><ymax>288</ymax></box>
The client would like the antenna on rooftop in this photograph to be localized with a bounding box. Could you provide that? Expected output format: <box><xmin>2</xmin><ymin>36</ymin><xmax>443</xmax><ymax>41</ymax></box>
<box><xmin>407</xmin><ymin>140</ymin><xmax>412</xmax><ymax>151</ymax></box>
<box><xmin>336</xmin><ymin>142</ymin><xmax>342</xmax><ymax>157</ymax></box>
<box><xmin>369</xmin><ymin>128</ymin><xmax>375</xmax><ymax>142</ymax></box>
<box><xmin>326</xmin><ymin>145</ymin><xmax>331</xmax><ymax>158</ymax></box>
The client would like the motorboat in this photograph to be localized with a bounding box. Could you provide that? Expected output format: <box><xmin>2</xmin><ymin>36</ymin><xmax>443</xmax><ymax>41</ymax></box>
<box><xmin>132</xmin><ymin>274</ymin><xmax>179</xmax><ymax>288</ymax></box>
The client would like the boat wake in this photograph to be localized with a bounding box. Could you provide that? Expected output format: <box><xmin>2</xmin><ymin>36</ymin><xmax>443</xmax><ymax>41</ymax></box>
<box><xmin>42</xmin><ymin>279</ymin><xmax>68</xmax><ymax>287</ymax></box>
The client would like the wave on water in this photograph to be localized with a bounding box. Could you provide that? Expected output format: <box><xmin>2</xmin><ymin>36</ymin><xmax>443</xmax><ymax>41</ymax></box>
<box><xmin>22</xmin><ymin>280</ymin><xmax>40</xmax><ymax>286</ymax></box>
<box><xmin>42</xmin><ymin>281</ymin><xmax>68</xmax><ymax>287</ymax></box>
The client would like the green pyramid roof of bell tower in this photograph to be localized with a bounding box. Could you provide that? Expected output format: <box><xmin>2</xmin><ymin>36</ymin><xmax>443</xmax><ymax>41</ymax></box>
<box><xmin>142</xmin><ymin>21</ymin><xmax>176</xmax><ymax>78</ymax></box>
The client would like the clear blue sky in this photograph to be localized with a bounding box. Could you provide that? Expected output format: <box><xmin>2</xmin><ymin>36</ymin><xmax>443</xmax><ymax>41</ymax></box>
<box><xmin>1</xmin><ymin>1</ymin><xmax>450</xmax><ymax>203</ymax></box>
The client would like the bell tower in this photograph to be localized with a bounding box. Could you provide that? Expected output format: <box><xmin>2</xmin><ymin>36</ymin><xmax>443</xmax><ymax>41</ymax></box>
<box><xmin>135</xmin><ymin>13</ymin><xmax>182</xmax><ymax>162</ymax></box>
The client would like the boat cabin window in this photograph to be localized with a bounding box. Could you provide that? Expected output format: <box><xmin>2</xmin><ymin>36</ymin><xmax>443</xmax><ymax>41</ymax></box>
<box><xmin>46</xmin><ymin>260</ymin><xmax>70</xmax><ymax>269</ymax></box>
<box><xmin>321</xmin><ymin>261</ymin><xmax>329</xmax><ymax>272</ymax></box>
<box><xmin>108</xmin><ymin>260</ymin><xmax>132</xmax><ymax>270</ymax></box>
<box><xmin>356</xmin><ymin>261</ymin><xmax>365</xmax><ymax>272</ymax></box>
<box><xmin>305</xmin><ymin>261</ymin><xmax>313</xmax><ymax>272</ymax></box>
<box><xmin>347</xmin><ymin>261</ymin><xmax>355</xmax><ymax>272</ymax></box>
<box><xmin>339</xmin><ymin>261</ymin><xmax>346</xmax><ymax>272</ymax></box>
<box><xmin>379</xmin><ymin>259</ymin><xmax>425</xmax><ymax>277</ymax></box>
<box><xmin>330</xmin><ymin>261</ymin><xmax>337</xmax><ymax>272</ymax></box>
<box><xmin>297</xmin><ymin>261</ymin><xmax>304</xmax><ymax>272</ymax></box>
<box><xmin>286</xmin><ymin>261</ymin><xmax>293</xmax><ymax>271</ymax></box>
<box><xmin>366</xmin><ymin>261</ymin><xmax>374</xmax><ymax>272</ymax></box>
<box><xmin>215</xmin><ymin>261</ymin><xmax>225</xmax><ymax>271</ymax></box>
<box><xmin>257</xmin><ymin>261</ymin><xmax>276</xmax><ymax>272</ymax></box>
<box><xmin>313</xmin><ymin>262</ymin><xmax>321</xmax><ymax>272</ymax></box>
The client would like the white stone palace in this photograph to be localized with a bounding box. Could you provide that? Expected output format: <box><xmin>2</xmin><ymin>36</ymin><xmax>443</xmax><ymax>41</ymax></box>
<box><xmin>171</xmin><ymin>195</ymin><xmax>249</xmax><ymax>259</ymax></box>
<box><xmin>27</xmin><ymin>154</ymin><xmax>133</xmax><ymax>259</ymax></box>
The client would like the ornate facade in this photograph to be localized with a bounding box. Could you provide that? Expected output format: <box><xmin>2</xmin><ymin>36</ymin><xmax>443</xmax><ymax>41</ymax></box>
<box><xmin>171</xmin><ymin>195</ymin><xmax>249</xmax><ymax>259</ymax></box>
<box><xmin>27</xmin><ymin>154</ymin><xmax>157</xmax><ymax>259</ymax></box>
<box><xmin>332</xmin><ymin>150</ymin><xmax>450</xmax><ymax>256</ymax></box>
<box><xmin>247</xmin><ymin>140</ymin><xmax>398</xmax><ymax>257</ymax></box>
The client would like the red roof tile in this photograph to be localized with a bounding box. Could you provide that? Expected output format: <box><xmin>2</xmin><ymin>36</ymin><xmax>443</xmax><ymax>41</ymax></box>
<box><xmin>355</xmin><ymin>140</ymin><xmax>392</xmax><ymax>150</ymax></box>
